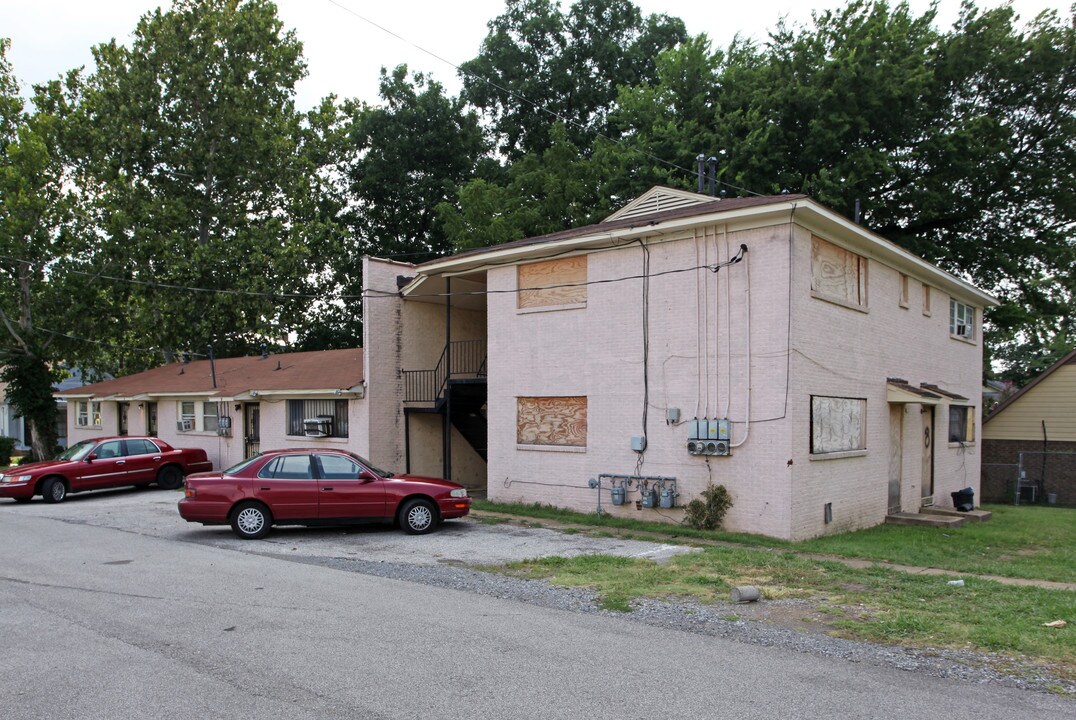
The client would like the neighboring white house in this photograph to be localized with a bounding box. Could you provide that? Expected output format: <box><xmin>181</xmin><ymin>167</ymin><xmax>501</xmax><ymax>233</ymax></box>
<box><xmin>363</xmin><ymin>186</ymin><xmax>996</xmax><ymax>540</ymax></box>
<box><xmin>57</xmin><ymin>349</ymin><xmax>366</xmax><ymax>473</ymax></box>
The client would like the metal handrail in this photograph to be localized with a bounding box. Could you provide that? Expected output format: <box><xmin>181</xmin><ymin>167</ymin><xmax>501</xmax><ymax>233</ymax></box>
<box><xmin>403</xmin><ymin>339</ymin><xmax>486</xmax><ymax>404</ymax></box>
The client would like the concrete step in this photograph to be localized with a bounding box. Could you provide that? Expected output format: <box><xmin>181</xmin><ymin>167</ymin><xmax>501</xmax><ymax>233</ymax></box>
<box><xmin>885</xmin><ymin>512</ymin><xmax>967</xmax><ymax>528</ymax></box>
<box><xmin>919</xmin><ymin>506</ymin><xmax>992</xmax><ymax>522</ymax></box>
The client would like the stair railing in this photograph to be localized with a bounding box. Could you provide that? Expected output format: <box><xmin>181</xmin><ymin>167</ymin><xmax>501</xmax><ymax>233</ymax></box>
<box><xmin>403</xmin><ymin>339</ymin><xmax>486</xmax><ymax>404</ymax></box>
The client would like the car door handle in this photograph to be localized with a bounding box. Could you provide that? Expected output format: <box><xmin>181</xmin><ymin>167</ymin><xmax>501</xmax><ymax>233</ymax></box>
<box><xmin>115</xmin><ymin>460</ymin><xmax>125</xmax><ymax>465</ymax></box>
<box><xmin>259</xmin><ymin>487</ymin><xmax>271</xmax><ymax>491</ymax></box>
<box><xmin>322</xmin><ymin>487</ymin><xmax>334</xmax><ymax>491</ymax></box>
<box><xmin>153</xmin><ymin>456</ymin><xmax>161</xmax><ymax>462</ymax></box>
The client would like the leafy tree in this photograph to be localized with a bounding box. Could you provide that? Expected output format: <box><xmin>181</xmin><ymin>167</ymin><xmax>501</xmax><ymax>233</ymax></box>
<box><xmin>460</xmin><ymin>0</ymin><xmax>686</xmax><ymax>158</ymax></box>
<box><xmin>64</xmin><ymin>0</ymin><xmax>336</xmax><ymax>367</ymax></box>
<box><xmin>0</xmin><ymin>39</ymin><xmax>72</xmax><ymax>458</ymax></box>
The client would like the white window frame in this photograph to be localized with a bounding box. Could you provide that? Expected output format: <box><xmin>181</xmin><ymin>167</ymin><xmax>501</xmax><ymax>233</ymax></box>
<box><xmin>949</xmin><ymin>298</ymin><xmax>975</xmax><ymax>340</ymax></box>
<box><xmin>180</xmin><ymin>401</ymin><xmax>197</xmax><ymax>430</ymax></box>
<box><xmin>76</xmin><ymin>400</ymin><xmax>102</xmax><ymax>428</ymax></box>
<box><xmin>202</xmin><ymin>402</ymin><xmax>219</xmax><ymax>432</ymax></box>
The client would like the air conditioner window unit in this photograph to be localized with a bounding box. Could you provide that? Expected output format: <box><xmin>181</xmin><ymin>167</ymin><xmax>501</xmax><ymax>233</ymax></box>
<box><xmin>177</xmin><ymin>419</ymin><xmax>194</xmax><ymax>432</ymax></box>
<box><xmin>303</xmin><ymin>416</ymin><xmax>333</xmax><ymax>438</ymax></box>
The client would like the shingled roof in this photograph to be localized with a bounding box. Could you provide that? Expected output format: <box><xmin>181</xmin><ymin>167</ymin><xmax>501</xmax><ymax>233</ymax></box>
<box><xmin>56</xmin><ymin>348</ymin><xmax>364</xmax><ymax>400</ymax></box>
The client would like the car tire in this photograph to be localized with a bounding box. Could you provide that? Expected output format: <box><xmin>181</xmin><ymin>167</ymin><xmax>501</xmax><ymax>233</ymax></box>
<box><xmin>42</xmin><ymin>477</ymin><xmax>67</xmax><ymax>504</ymax></box>
<box><xmin>156</xmin><ymin>466</ymin><xmax>184</xmax><ymax>490</ymax></box>
<box><xmin>400</xmin><ymin>498</ymin><xmax>438</xmax><ymax>535</ymax></box>
<box><xmin>230</xmin><ymin>502</ymin><xmax>272</xmax><ymax>540</ymax></box>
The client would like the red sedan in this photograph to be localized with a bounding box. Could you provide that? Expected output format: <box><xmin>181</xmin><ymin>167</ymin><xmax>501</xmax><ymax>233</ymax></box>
<box><xmin>178</xmin><ymin>448</ymin><xmax>471</xmax><ymax>539</ymax></box>
<box><xmin>0</xmin><ymin>436</ymin><xmax>213</xmax><ymax>503</ymax></box>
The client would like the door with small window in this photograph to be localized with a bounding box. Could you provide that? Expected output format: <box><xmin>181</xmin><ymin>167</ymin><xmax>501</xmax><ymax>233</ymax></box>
<box><xmin>146</xmin><ymin>402</ymin><xmax>158</xmax><ymax>436</ymax></box>
<box><xmin>117</xmin><ymin>402</ymin><xmax>129</xmax><ymax>436</ymax></box>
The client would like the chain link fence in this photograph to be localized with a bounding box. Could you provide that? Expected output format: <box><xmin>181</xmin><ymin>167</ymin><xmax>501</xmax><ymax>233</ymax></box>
<box><xmin>983</xmin><ymin>452</ymin><xmax>1076</xmax><ymax>506</ymax></box>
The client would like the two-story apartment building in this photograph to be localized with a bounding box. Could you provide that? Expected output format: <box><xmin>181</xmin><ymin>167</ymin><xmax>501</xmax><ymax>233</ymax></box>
<box><xmin>365</xmin><ymin>187</ymin><xmax>995</xmax><ymax>540</ymax></box>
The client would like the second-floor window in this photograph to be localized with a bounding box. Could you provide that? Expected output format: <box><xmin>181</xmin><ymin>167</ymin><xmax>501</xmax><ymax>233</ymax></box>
<box><xmin>811</xmin><ymin>236</ymin><xmax>867</xmax><ymax>310</ymax></box>
<box><xmin>950</xmin><ymin>299</ymin><xmax>975</xmax><ymax>340</ymax></box>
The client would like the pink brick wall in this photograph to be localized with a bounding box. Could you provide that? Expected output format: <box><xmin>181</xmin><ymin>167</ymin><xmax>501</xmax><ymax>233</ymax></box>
<box><xmin>787</xmin><ymin>223</ymin><xmax>983</xmax><ymax>539</ymax></box>
<box><xmin>487</xmin><ymin>223</ymin><xmax>795</xmax><ymax>539</ymax></box>
<box><xmin>485</xmin><ymin>217</ymin><xmax>985</xmax><ymax>540</ymax></box>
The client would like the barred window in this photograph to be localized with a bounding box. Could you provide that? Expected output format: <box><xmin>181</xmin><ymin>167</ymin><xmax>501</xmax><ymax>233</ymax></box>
<box><xmin>286</xmin><ymin>399</ymin><xmax>349</xmax><ymax>438</ymax></box>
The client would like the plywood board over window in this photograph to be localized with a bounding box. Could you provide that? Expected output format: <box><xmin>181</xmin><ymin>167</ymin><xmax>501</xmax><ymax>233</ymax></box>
<box><xmin>517</xmin><ymin>396</ymin><xmax>587</xmax><ymax>446</ymax></box>
<box><xmin>811</xmin><ymin>396</ymin><xmax>867</xmax><ymax>454</ymax></box>
<box><xmin>517</xmin><ymin>256</ymin><xmax>587</xmax><ymax>309</ymax></box>
<box><xmin>811</xmin><ymin>236</ymin><xmax>867</xmax><ymax>309</ymax></box>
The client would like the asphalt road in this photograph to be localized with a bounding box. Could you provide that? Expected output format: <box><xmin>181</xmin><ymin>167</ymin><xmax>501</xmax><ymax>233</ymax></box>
<box><xmin>0</xmin><ymin>490</ymin><xmax>1071</xmax><ymax>719</ymax></box>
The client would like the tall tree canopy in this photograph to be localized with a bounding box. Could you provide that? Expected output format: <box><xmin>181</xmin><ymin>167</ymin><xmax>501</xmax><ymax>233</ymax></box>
<box><xmin>64</xmin><ymin>0</ymin><xmax>336</xmax><ymax>366</ymax></box>
<box><xmin>0</xmin><ymin>39</ymin><xmax>79</xmax><ymax>457</ymax></box>
<box><xmin>448</xmin><ymin>0</ymin><xmax>1074</xmax><ymax>381</ymax></box>
<box><xmin>460</xmin><ymin>0</ymin><xmax>686</xmax><ymax>158</ymax></box>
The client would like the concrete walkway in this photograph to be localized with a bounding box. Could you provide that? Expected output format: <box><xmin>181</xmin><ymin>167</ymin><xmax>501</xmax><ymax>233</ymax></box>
<box><xmin>471</xmin><ymin>510</ymin><xmax>1076</xmax><ymax>592</ymax></box>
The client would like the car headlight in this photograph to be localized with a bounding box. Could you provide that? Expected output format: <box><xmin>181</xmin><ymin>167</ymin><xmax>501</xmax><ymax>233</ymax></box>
<box><xmin>0</xmin><ymin>474</ymin><xmax>32</xmax><ymax>484</ymax></box>
<box><xmin>449</xmin><ymin>488</ymin><xmax>468</xmax><ymax>498</ymax></box>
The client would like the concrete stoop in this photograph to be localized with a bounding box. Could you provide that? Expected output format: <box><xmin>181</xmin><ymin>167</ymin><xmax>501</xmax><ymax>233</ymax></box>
<box><xmin>884</xmin><ymin>512</ymin><xmax>967</xmax><ymax>528</ymax></box>
<box><xmin>919</xmin><ymin>506</ymin><xmax>993</xmax><ymax>522</ymax></box>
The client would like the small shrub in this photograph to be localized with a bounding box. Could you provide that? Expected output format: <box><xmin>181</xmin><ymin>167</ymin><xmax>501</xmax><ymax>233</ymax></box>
<box><xmin>0</xmin><ymin>436</ymin><xmax>15</xmax><ymax>465</ymax></box>
<box><xmin>684</xmin><ymin>482</ymin><xmax>733</xmax><ymax>530</ymax></box>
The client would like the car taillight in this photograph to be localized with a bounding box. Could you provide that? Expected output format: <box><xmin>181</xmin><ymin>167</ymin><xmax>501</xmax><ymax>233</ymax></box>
<box><xmin>184</xmin><ymin>485</ymin><xmax>196</xmax><ymax>498</ymax></box>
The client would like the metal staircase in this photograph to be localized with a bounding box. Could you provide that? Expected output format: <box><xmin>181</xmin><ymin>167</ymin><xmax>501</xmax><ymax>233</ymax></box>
<box><xmin>402</xmin><ymin>340</ymin><xmax>487</xmax><ymax>461</ymax></box>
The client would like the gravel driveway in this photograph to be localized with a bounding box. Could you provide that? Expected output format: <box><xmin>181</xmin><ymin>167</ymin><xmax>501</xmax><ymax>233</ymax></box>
<box><xmin>5</xmin><ymin>485</ymin><xmax>1072</xmax><ymax>697</ymax></box>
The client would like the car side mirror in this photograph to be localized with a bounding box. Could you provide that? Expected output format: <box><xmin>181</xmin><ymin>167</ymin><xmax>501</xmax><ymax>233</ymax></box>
<box><xmin>86</xmin><ymin>454</ymin><xmax>97</xmax><ymax>462</ymax></box>
<box><xmin>358</xmin><ymin>469</ymin><xmax>378</xmax><ymax>482</ymax></box>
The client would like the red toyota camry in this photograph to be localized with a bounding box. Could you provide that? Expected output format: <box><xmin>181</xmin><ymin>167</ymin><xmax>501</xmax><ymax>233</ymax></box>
<box><xmin>178</xmin><ymin>448</ymin><xmax>471</xmax><ymax>539</ymax></box>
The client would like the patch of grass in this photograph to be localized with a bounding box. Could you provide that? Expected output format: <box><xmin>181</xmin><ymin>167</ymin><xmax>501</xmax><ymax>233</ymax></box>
<box><xmin>798</xmin><ymin>504</ymin><xmax>1075</xmax><ymax>583</ymax></box>
<box><xmin>476</xmin><ymin>500</ymin><xmax>1074</xmax><ymax>584</ymax></box>
<box><xmin>490</xmin><ymin>547</ymin><xmax>1076</xmax><ymax>678</ymax></box>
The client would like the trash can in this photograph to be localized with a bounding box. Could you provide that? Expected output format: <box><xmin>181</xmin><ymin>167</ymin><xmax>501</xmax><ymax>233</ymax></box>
<box><xmin>951</xmin><ymin>487</ymin><xmax>975</xmax><ymax>512</ymax></box>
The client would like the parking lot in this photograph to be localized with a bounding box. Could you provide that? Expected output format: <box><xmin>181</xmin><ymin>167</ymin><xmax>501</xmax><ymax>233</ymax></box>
<box><xmin>3</xmin><ymin>485</ymin><xmax>698</xmax><ymax>566</ymax></box>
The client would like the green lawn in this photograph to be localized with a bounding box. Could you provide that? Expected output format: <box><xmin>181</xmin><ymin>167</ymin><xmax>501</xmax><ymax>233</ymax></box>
<box><xmin>797</xmin><ymin>504</ymin><xmax>1075</xmax><ymax>583</ymax></box>
<box><xmin>474</xmin><ymin>501</ymin><xmax>1074</xmax><ymax>583</ymax></box>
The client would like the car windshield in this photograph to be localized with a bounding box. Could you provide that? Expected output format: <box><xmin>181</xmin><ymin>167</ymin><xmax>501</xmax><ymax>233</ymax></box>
<box><xmin>55</xmin><ymin>441</ymin><xmax>96</xmax><ymax>461</ymax></box>
<box><xmin>223</xmin><ymin>455</ymin><xmax>263</xmax><ymax>475</ymax></box>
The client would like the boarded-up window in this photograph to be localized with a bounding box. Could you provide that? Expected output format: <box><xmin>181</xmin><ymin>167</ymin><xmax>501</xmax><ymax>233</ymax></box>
<box><xmin>517</xmin><ymin>256</ymin><xmax>587</xmax><ymax>309</ymax></box>
<box><xmin>899</xmin><ymin>273</ymin><xmax>910</xmax><ymax>308</ymax></box>
<box><xmin>922</xmin><ymin>284</ymin><xmax>932</xmax><ymax>316</ymax></box>
<box><xmin>948</xmin><ymin>405</ymin><xmax>975</xmax><ymax>443</ymax></box>
<box><xmin>811</xmin><ymin>396</ymin><xmax>867</xmax><ymax>454</ymax></box>
<box><xmin>517</xmin><ymin>396</ymin><xmax>587</xmax><ymax>447</ymax></box>
<box><xmin>811</xmin><ymin>236</ymin><xmax>867</xmax><ymax>308</ymax></box>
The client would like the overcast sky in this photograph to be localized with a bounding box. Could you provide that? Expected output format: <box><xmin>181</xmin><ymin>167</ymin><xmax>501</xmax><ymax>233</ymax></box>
<box><xmin>2</xmin><ymin>0</ymin><xmax>1069</xmax><ymax>109</ymax></box>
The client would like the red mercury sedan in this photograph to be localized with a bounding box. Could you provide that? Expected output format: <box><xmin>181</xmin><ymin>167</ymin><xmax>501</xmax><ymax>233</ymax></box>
<box><xmin>178</xmin><ymin>448</ymin><xmax>471</xmax><ymax>539</ymax></box>
<box><xmin>0</xmin><ymin>436</ymin><xmax>213</xmax><ymax>503</ymax></box>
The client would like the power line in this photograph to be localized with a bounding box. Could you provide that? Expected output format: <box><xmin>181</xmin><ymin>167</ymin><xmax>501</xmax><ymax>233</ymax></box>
<box><xmin>3</xmin><ymin>246</ymin><xmax>747</xmax><ymax>303</ymax></box>
<box><xmin>324</xmin><ymin>0</ymin><xmax>762</xmax><ymax>198</ymax></box>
